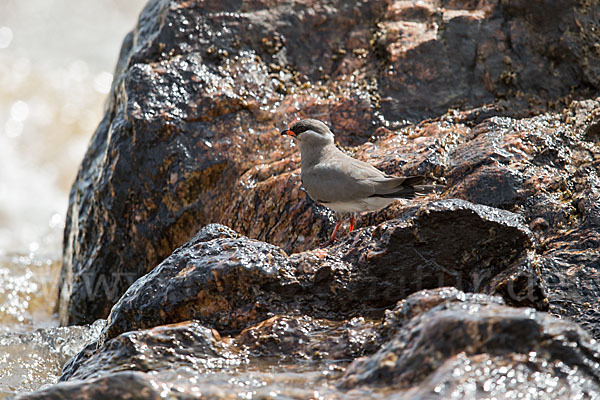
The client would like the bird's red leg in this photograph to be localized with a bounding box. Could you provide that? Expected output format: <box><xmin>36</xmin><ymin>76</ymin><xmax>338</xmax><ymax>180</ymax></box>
<box><xmin>349</xmin><ymin>215</ymin><xmax>356</xmax><ymax>232</ymax></box>
<box><xmin>330</xmin><ymin>219</ymin><xmax>342</xmax><ymax>241</ymax></box>
<box><xmin>323</xmin><ymin>218</ymin><xmax>343</xmax><ymax>247</ymax></box>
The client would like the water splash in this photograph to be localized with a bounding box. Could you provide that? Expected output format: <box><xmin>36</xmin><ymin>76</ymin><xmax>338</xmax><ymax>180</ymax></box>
<box><xmin>0</xmin><ymin>319</ymin><xmax>105</xmax><ymax>398</ymax></box>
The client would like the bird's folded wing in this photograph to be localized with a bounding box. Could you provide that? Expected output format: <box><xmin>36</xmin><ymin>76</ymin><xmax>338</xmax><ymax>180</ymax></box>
<box><xmin>303</xmin><ymin>162</ymin><xmax>379</xmax><ymax>202</ymax></box>
<box><xmin>304</xmin><ymin>155</ymin><xmax>423</xmax><ymax>202</ymax></box>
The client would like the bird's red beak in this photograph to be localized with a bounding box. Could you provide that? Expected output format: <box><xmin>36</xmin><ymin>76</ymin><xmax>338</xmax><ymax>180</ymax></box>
<box><xmin>280</xmin><ymin>129</ymin><xmax>296</xmax><ymax>137</ymax></box>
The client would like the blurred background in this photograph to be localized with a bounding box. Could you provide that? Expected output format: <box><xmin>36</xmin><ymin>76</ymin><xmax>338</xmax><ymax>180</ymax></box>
<box><xmin>0</xmin><ymin>0</ymin><xmax>147</xmax><ymax>328</ymax></box>
<box><xmin>0</xmin><ymin>0</ymin><xmax>146</xmax><ymax>395</ymax></box>
<box><xmin>0</xmin><ymin>0</ymin><xmax>146</xmax><ymax>256</ymax></box>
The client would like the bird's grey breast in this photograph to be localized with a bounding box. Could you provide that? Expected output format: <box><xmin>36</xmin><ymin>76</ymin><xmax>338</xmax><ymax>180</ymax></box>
<box><xmin>300</xmin><ymin>167</ymin><xmax>328</xmax><ymax>203</ymax></box>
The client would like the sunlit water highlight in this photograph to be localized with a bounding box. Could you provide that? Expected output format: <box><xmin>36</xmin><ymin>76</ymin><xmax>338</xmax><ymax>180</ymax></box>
<box><xmin>0</xmin><ymin>0</ymin><xmax>146</xmax><ymax>396</ymax></box>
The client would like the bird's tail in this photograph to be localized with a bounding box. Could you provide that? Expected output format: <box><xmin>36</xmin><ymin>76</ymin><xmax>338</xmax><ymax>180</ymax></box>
<box><xmin>370</xmin><ymin>175</ymin><xmax>444</xmax><ymax>199</ymax></box>
<box><xmin>413</xmin><ymin>184</ymin><xmax>445</xmax><ymax>196</ymax></box>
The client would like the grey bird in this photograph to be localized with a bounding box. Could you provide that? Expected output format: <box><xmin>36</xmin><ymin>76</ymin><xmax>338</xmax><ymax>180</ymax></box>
<box><xmin>281</xmin><ymin>119</ymin><xmax>442</xmax><ymax>243</ymax></box>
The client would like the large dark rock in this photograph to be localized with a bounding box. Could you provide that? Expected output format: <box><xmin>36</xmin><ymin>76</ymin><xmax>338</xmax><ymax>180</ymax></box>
<box><xmin>99</xmin><ymin>225</ymin><xmax>300</xmax><ymax>340</ymax></box>
<box><xmin>100</xmin><ymin>200</ymin><xmax>536</xmax><ymax>343</ymax></box>
<box><xmin>340</xmin><ymin>288</ymin><xmax>600</xmax><ymax>398</ymax></box>
<box><xmin>331</xmin><ymin>199</ymin><xmax>535</xmax><ymax>304</ymax></box>
<box><xmin>541</xmin><ymin>229</ymin><xmax>600</xmax><ymax>338</ymax></box>
<box><xmin>59</xmin><ymin>0</ymin><xmax>600</xmax><ymax>326</ymax></box>
<box><xmin>378</xmin><ymin>0</ymin><xmax>600</xmax><ymax>122</ymax></box>
<box><xmin>443</xmin><ymin>99</ymin><xmax>600</xmax><ymax>337</ymax></box>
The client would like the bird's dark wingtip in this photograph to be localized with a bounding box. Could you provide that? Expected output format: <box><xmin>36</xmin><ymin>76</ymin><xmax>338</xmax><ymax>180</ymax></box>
<box><xmin>402</xmin><ymin>175</ymin><xmax>426</xmax><ymax>186</ymax></box>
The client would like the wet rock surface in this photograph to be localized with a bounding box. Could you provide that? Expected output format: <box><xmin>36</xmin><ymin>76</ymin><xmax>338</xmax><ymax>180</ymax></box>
<box><xmin>14</xmin><ymin>371</ymin><xmax>166</xmax><ymax>400</ymax></box>
<box><xmin>60</xmin><ymin>316</ymin><xmax>379</xmax><ymax>384</ymax></box>
<box><xmin>340</xmin><ymin>289</ymin><xmax>600</xmax><ymax>395</ymax></box>
<box><xmin>444</xmin><ymin>103</ymin><xmax>600</xmax><ymax>338</ymax></box>
<box><xmin>46</xmin><ymin>0</ymin><xmax>600</xmax><ymax>398</ymax></box>
<box><xmin>238</xmin><ymin>315</ymin><xmax>380</xmax><ymax>361</ymax></box>
<box><xmin>330</xmin><ymin>199</ymin><xmax>535</xmax><ymax>305</ymax></box>
<box><xmin>100</xmin><ymin>225</ymin><xmax>298</xmax><ymax>340</ymax></box>
<box><xmin>23</xmin><ymin>289</ymin><xmax>600</xmax><ymax>399</ymax></box>
<box><xmin>100</xmin><ymin>201</ymin><xmax>535</xmax><ymax>343</ymax></box>
<box><xmin>59</xmin><ymin>321</ymin><xmax>240</xmax><ymax>382</ymax></box>
<box><xmin>406</xmin><ymin>352</ymin><xmax>600</xmax><ymax>399</ymax></box>
<box><xmin>59</xmin><ymin>0</ymin><xmax>600</xmax><ymax>326</ymax></box>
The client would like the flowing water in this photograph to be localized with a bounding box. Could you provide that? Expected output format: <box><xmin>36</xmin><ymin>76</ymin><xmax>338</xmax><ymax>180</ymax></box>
<box><xmin>0</xmin><ymin>1</ymin><xmax>146</xmax><ymax>396</ymax></box>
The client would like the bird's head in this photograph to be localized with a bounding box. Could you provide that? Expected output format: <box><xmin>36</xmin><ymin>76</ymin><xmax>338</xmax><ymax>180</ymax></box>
<box><xmin>280</xmin><ymin>119</ymin><xmax>335</xmax><ymax>147</ymax></box>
